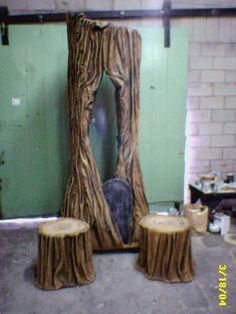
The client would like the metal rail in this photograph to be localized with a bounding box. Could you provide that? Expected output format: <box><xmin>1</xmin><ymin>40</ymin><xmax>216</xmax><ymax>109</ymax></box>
<box><xmin>1</xmin><ymin>1</ymin><xmax>236</xmax><ymax>46</ymax></box>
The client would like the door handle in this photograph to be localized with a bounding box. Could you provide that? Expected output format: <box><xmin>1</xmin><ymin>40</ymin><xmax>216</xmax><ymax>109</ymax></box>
<box><xmin>0</xmin><ymin>151</ymin><xmax>5</xmax><ymax>165</ymax></box>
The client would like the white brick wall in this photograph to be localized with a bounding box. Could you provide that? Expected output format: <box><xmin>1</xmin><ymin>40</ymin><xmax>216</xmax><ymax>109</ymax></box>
<box><xmin>214</xmin><ymin>57</ymin><xmax>236</xmax><ymax>70</ymax></box>
<box><xmin>225</xmin><ymin>71</ymin><xmax>236</xmax><ymax>82</ymax></box>
<box><xmin>198</xmin><ymin>122</ymin><xmax>223</xmax><ymax>135</ymax></box>
<box><xmin>189</xmin><ymin>56</ymin><xmax>213</xmax><ymax>69</ymax></box>
<box><xmin>201</xmin><ymin>43</ymin><xmax>225</xmax><ymax>56</ymax></box>
<box><xmin>200</xmin><ymin>96</ymin><xmax>224</xmax><ymax>109</ymax></box>
<box><xmin>212</xmin><ymin>109</ymin><xmax>235</xmax><ymax>122</ymax></box>
<box><xmin>211</xmin><ymin>135</ymin><xmax>234</xmax><ymax>147</ymax></box>
<box><xmin>114</xmin><ymin>0</ymin><xmax>142</xmax><ymax>10</ymax></box>
<box><xmin>190</xmin><ymin>147</ymin><xmax>222</xmax><ymax>160</ymax></box>
<box><xmin>188</xmin><ymin>83</ymin><xmax>213</xmax><ymax>96</ymax></box>
<box><xmin>188</xmin><ymin>70</ymin><xmax>201</xmax><ymax>83</ymax></box>
<box><xmin>189</xmin><ymin>110</ymin><xmax>211</xmax><ymax>122</ymax></box>
<box><xmin>211</xmin><ymin>160</ymin><xmax>234</xmax><ymax>178</ymax></box>
<box><xmin>223</xmin><ymin>148</ymin><xmax>236</xmax><ymax>160</ymax></box>
<box><xmin>201</xmin><ymin>70</ymin><xmax>224</xmax><ymax>83</ymax></box>
<box><xmin>219</xmin><ymin>18</ymin><xmax>232</xmax><ymax>43</ymax></box>
<box><xmin>225</xmin><ymin>97</ymin><xmax>236</xmax><ymax>108</ymax></box>
<box><xmin>28</xmin><ymin>0</ymin><xmax>55</xmax><ymax>11</ymax></box>
<box><xmin>188</xmin><ymin>135</ymin><xmax>210</xmax><ymax>147</ymax></box>
<box><xmin>223</xmin><ymin>122</ymin><xmax>236</xmax><ymax>134</ymax></box>
<box><xmin>187</xmin><ymin>123</ymin><xmax>199</xmax><ymax>135</ymax></box>
<box><xmin>187</xmin><ymin>97</ymin><xmax>200</xmax><ymax>109</ymax></box>
<box><xmin>184</xmin><ymin>6</ymin><xmax>236</xmax><ymax>201</ymax></box>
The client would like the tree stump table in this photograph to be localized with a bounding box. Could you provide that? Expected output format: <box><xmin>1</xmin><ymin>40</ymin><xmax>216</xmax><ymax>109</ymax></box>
<box><xmin>35</xmin><ymin>218</ymin><xmax>95</xmax><ymax>290</ymax></box>
<box><xmin>136</xmin><ymin>214</ymin><xmax>195</xmax><ymax>283</ymax></box>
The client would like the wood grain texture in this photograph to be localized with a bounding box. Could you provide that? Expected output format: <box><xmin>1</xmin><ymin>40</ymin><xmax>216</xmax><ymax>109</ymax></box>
<box><xmin>35</xmin><ymin>218</ymin><xmax>95</xmax><ymax>290</ymax></box>
<box><xmin>61</xmin><ymin>15</ymin><xmax>149</xmax><ymax>250</ymax></box>
<box><xmin>136</xmin><ymin>214</ymin><xmax>195</xmax><ymax>282</ymax></box>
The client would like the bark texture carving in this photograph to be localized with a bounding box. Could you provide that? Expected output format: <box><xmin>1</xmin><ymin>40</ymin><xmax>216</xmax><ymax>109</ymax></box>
<box><xmin>35</xmin><ymin>218</ymin><xmax>95</xmax><ymax>290</ymax></box>
<box><xmin>136</xmin><ymin>215</ymin><xmax>195</xmax><ymax>282</ymax></box>
<box><xmin>61</xmin><ymin>15</ymin><xmax>149</xmax><ymax>250</ymax></box>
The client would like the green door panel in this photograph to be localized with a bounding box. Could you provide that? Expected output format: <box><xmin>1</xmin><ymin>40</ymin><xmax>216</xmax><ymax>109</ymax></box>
<box><xmin>138</xmin><ymin>28</ymin><xmax>187</xmax><ymax>206</ymax></box>
<box><xmin>0</xmin><ymin>25</ymin><xmax>69</xmax><ymax>218</ymax></box>
<box><xmin>0</xmin><ymin>25</ymin><xmax>187</xmax><ymax>218</ymax></box>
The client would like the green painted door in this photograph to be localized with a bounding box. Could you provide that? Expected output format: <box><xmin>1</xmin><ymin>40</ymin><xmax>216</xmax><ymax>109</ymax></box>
<box><xmin>0</xmin><ymin>25</ymin><xmax>187</xmax><ymax>218</ymax></box>
<box><xmin>138</xmin><ymin>28</ymin><xmax>188</xmax><ymax>210</ymax></box>
<box><xmin>0</xmin><ymin>25</ymin><xmax>69</xmax><ymax>218</ymax></box>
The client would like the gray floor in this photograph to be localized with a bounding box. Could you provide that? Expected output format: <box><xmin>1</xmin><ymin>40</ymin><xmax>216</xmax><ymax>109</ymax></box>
<box><xmin>0</xmin><ymin>221</ymin><xmax>236</xmax><ymax>314</ymax></box>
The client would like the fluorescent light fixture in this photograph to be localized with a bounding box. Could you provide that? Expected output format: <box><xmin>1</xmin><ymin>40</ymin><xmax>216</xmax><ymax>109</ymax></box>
<box><xmin>0</xmin><ymin>217</ymin><xmax>58</xmax><ymax>224</ymax></box>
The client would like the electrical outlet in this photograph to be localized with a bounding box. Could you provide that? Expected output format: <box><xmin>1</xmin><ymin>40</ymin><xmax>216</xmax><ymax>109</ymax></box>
<box><xmin>12</xmin><ymin>98</ymin><xmax>21</xmax><ymax>106</ymax></box>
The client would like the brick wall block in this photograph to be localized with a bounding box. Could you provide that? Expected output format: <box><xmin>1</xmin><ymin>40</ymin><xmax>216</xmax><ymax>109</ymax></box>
<box><xmin>225</xmin><ymin>71</ymin><xmax>236</xmax><ymax>83</ymax></box>
<box><xmin>200</xmin><ymin>96</ymin><xmax>224</xmax><ymax>109</ymax></box>
<box><xmin>172</xmin><ymin>0</ymin><xmax>236</xmax><ymax>8</ymax></box>
<box><xmin>188</xmin><ymin>83</ymin><xmax>212</xmax><ymax>96</ymax></box>
<box><xmin>213</xmin><ymin>83</ymin><xmax>236</xmax><ymax>96</ymax></box>
<box><xmin>219</xmin><ymin>18</ymin><xmax>232</xmax><ymax>43</ymax></box>
<box><xmin>190</xmin><ymin>147</ymin><xmax>222</xmax><ymax>160</ymax></box>
<box><xmin>231</xmin><ymin>19</ymin><xmax>236</xmax><ymax>42</ymax></box>
<box><xmin>223</xmin><ymin>148</ymin><xmax>236</xmax><ymax>160</ymax></box>
<box><xmin>188</xmin><ymin>70</ymin><xmax>201</xmax><ymax>83</ymax></box>
<box><xmin>85</xmin><ymin>0</ymin><xmax>114</xmax><ymax>10</ymax></box>
<box><xmin>189</xmin><ymin>42</ymin><xmax>201</xmax><ymax>56</ymax></box>
<box><xmin>0</xmin><ymin>0</ymin><xmax>7</xmax><ymax>6</ymax></box>
<box><xmin>189</xmin><ymin>56</ymin><xmax>213</xmax><ymax>70</ymax></box>
<box><xmin>189</xmin><ymin>110</ymin><xmax>211</xmax><ymax>122</ymax></box>
<box><xmin>27</xmin><ymin>0</ymin><xmax>55</xmax><ymax>10</ymax></box>
<box><xmin>189</xmin><ymin>165</ymin><xmax>210</xmax><ymax>174</ymax></box>
<box><xmin>141</xmin><ymin>0</ymin><xmax>163</xmax><ymax>9</ymax></box>
<box><xmin>191</xmin><ymin>160</ymin><xmax>210</xmax><ymax>168</ymax></box>
<box><xmin>225</xmin><ymin>97</ymin><xmax>236</xmax><ymax>109</ymax></box>
<box><xmin>201</xmin><ymin>43</ymin><xmax>225</xmax><ymax>56</ymax></box>
<box><xmin>192</xmin><ymin>18</ymin><xmax>206</xmax><ymax>42</ymax></box>
<box><xmin>198</xmin><ymin>122</ymin><xmax>223</xmax><ymax>135</ymax></box>
<box><xmin>179</xmin><ymin>18</ymin><xmax>194</xmax><ymax>33</ymax></box>
<box><xmin>187</xmin><ymin>123</ymin><xmax>199</xmax><ymax>135</ymax></box>
<box><xmin>212</xmin><ymin>109</ymin><xmax>235</xmax><ymax>122</ymax></box>
<box><xmin>225</xmin><ymin>43</ymin><xmax>236</xmax><ymax>56</ymax></box>
<box><xmin>114</xmin><ymin>0</ymin><xmax>142</xmax><ymax>10</ymax></box>
<box><xmin>210</xmin><ymin>160</ymin><xmax>234</xmax><ymax>174</ymax></box>
<box><xmin>201</xmin><ymin>70</ymin><xmax>224</xmax><ymax>83</ymax></box>
<box><xmin>188</xmin><ymin>135</ymin><xmax>210</xmax><ymax>147</ymax></box>
<box><xmin>223</xmin><ymin>122</ymin><xmax>236</xmax><ymax>134</ymax></box>
<box><xmin>3</xmin><ymin>0</ymin><xmax>27</xmax><ymax>11</ymax></box>
<box><xmin>214</xmin><ymin>57</ymin><xmax>236</xmax><ymax>70</ymax></box>
<box><xmin>211</xmin><ymin>135</ymin><xmax>234</xmax><ymax>147</ymax></box>
<box><xmin>205</xmin><ymin>19</ymin><xmax>219</xmax><ymax>43</ymax></box>
<box><xmin>187</xmin><ymin>160</ymin><xmax>210</xmax><ymax>178</ymax></box>
<box><xmin>56</xmin><ymin>0</ymin><xmax>86</xmax><ymax>11</ymax></box>
<box><xmin>187</xmin><ymin>97</ymin><xmax>200</xmax><ymax>109</ymax></box>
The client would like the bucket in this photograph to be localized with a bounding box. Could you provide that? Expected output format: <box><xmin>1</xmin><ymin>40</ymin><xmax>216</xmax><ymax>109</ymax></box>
<box><xmin>184</xmin><ymin>203</ymin><xmax>208</xmax><ymax>235</ymax></box>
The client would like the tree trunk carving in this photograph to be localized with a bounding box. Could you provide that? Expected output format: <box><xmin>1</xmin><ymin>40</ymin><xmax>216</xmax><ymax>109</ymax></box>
<box><xmin>61</xmin><ymin>15</ymin><xmax>149</xmax><ymax>250</ymax></box>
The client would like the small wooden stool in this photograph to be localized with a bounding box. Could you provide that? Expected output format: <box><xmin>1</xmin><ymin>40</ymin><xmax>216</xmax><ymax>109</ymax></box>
<box><xmin>136</xmin><ymin>214</ymin><xmax>195</xmax><ymax>283</ymax></box>
<box><xmin>35</xmin><ymin>218</ymin><xmax>95</xmax><ymax>290</ymax></box>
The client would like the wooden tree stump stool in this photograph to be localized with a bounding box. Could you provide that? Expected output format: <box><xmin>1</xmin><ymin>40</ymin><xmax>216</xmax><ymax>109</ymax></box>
<box><xmin>35</xmin><ymin>218</ymin><xmax>95</xmax><ymax>290</ymax></box>
<box><xmin>136</xmin><ymin>214</ymin><xmax>195</xmax><ymax>283</ymax></box>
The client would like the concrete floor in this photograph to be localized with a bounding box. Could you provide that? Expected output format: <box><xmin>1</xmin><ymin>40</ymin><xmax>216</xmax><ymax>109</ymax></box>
<box><xmin>0</xmin><ymin>221</ymin><xmax>236</xmax><ymax>314</ymax></box>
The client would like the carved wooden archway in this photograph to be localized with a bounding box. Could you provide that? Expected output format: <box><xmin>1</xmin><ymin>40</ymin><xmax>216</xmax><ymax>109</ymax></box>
<box><xmin>61</xmin><ymin>15</ymin><xmax>149</xmax><ymax>250</ymax></box>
